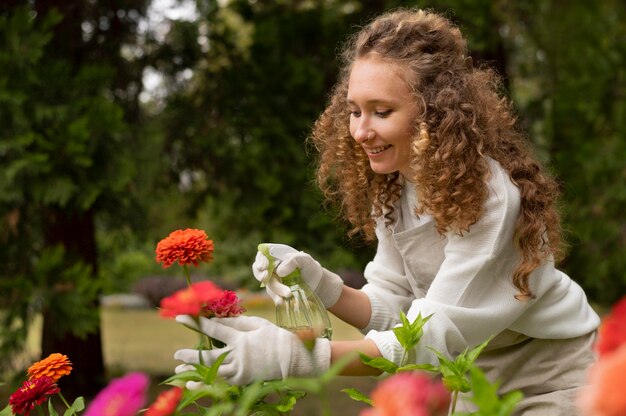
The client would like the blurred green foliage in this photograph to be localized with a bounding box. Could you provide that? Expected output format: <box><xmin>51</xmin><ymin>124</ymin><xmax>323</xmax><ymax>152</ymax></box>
<box><xmin>0</xmin><ymin>0</ymin><xmax>624</xmax><ymax>392</ymax></box>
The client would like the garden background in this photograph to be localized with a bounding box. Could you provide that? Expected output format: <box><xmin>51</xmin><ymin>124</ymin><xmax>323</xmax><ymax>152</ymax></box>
<box><xmin>1</xmin><ymin>0</ymin><xmax>625</xmax><ymax>409</ymax></box>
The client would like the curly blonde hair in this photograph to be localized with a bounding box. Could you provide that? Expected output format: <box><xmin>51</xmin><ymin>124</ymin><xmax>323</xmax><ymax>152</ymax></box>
<box><xmin>310</xmin><ymin>8</ymin><xmax>563</xmax><ymax>299</ymax></box>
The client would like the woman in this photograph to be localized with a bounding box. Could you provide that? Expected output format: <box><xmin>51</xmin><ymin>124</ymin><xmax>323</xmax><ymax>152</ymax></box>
<box><xmin>175</xmin><ymin>8</ymin><xmax>599</xmax><ymax>415</ymax></box>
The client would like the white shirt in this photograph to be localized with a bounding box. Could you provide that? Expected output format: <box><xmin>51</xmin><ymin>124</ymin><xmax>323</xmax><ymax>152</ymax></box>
<box><xmin>362</xmin><ymin>158</ymin><xmax>600</xmax><ymax>366</ymax></box>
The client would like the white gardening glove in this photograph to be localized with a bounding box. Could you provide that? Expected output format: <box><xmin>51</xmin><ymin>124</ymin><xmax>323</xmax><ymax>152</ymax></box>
<box><xmin>173</xmin><ymin>315</ymin><xmax>331</xmax><ymax>386</ymax></box>
<box><xmin>252</xmin><ymin>243</ymin><xmax>344</xmax><ymax>308</ymax></box>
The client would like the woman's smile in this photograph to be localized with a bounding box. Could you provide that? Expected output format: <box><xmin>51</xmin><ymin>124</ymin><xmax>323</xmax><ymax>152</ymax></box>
<box><xmin>347</xmin><ymin>54</ymin><xmax>419</xmax><ymax>177</ymax></box>
<box><xmin>364</xmin><ymin>144</ymin><xmax>392</xmax><ymax>155</ymax></box>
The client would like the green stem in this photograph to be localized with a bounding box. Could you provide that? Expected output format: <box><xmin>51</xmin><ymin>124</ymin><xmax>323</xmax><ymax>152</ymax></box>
<box><xmin>450</xmin><ymin>390</ymin><xmax>459</xmax><ymax>414</ymax></box>
<box><xmin>400</xmin><ymin>350</ymin><xmax>408</xmax><ymax>367</ymax></box>
<box><xmin>320</xmin><ymin>385</ymin><xmax>331</xmax><ymax>416</ymax></box>
<box><xmin>58</xmin><ymin>392</ymin><xmax>71</xmax><ymax>410</ymax></box>
<box><xmin>183</xmin><ymin>264</ymin><xmax>192</xmax><ymax>287</ymax></box>
<box><xmin>36</xmin><ymin>405</ymin><xmax>45</xmax><ymax>416</ymax></box>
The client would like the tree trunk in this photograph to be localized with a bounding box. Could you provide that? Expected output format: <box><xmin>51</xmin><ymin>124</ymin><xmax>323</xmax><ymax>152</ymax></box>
<box><xmin>41</xmin><ymin>207</ymin><xmax>105</xmax><ymax>399</ymax></box>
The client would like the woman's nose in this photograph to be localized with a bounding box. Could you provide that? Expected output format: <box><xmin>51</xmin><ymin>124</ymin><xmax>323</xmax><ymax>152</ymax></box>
<box><xmin>352</xmin><ymin>118</ymin><xmax>371</xmax><ymax>144</ymax></box>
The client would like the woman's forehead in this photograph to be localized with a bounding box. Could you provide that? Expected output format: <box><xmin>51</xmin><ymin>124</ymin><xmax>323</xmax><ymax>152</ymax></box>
<box><xmin>347</xmin><ymin>56</ymin><xmax>413</xmax><ymax>104</ymax></box>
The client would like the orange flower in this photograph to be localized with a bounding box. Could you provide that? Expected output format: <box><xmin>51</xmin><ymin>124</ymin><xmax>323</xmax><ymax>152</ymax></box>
<box><xmin>145</xmin><ymin>387</ymin><xmax>183</xmax><ymax>416</ymax></box>
<box><xmin>361</xmin><ymin>372</ymin><xmax>450</xmax><ymax>416</ymax></box>
<box><xmin>156</xmin><ymin>229</ymin><xmax>214</xmax><ymax>268</ymax></box>
<box><xmin>595</xmin><ymin>296</ymin><xmax>626</xmax><ymax>358</ymax></box>
<box><xmin>27</xmin><ymin>353</ymin><xmax>72</xmax><ymax>382</ymax></box>
<box><xmin>578</xmin><ymin>344</ymin><xmax>626</xmax><ymax>416</ymax></box>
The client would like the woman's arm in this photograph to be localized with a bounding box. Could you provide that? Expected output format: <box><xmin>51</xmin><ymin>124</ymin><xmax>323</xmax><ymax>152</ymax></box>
<box><xmin>328</xmin><ymin>285</ymin><xmax>372</xmax><ymax>330</ymax></box>
<box><xmin>331</xmin><ymin>338</ymin><xmax>383</xmax><ymax>376</ymax></box>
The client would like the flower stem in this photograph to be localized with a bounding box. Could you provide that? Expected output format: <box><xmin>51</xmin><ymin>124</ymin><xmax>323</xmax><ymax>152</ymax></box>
<box><xmin>400</xmin><ymin>351</ymin><xmax>408</xmax><ymax>367</ymax></box>
<box><xmin>450</xmin><ymin>390</ymin><xmax>459</xmax><ymax>414</ymax></box>
<box><xmin>183</xmin><ymin>265</ymin><xmax>192</xmax><ymax>287</ymax></box>
<box><xmin>36</xmin><ymin>405</ymin><xmax>45</xmax><ymax>416</ymax></box>
<box><xmin>58</xmin><ymin>392</ymin><xmax>71</xmax><ymax>409</ymax></box>
<box><xmin>320</xmin><ymin>385</ymin><xmax>331</xmax><ymax>416</ymax></box>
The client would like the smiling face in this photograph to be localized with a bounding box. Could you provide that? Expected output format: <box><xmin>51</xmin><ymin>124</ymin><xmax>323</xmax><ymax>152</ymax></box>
<box><xmin>347</xmin><ymin>55</ymin><xmax>420</xmax><ymax>178</ymax></box>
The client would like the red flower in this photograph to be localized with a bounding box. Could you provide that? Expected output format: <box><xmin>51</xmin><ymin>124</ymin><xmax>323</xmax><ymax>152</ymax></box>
<box><xmin>578</xmin><ymin>344</ymin><xmax>626</xmax><ymax>416</ymax></box>
<box><xmin>159</xmin><ymin>281</ymin><xmax>224</xmax><ymax>318</ymax></box>
<box><xmin>156</xmin><ymin>229</ymin><xmax>214</xmax><ymax>268</ymax></box>
<box><xmin>27</xmin><ymin>353</ymin><xmax>72</xmax><ymax>382</ymax></box>
<box><xmin>9</xmin><ymin>376</ymin><xmax>59</xmax><ymax>415</ymax></box>
<box><xmin>160</xmin><ymin>287</ymin><xmax>203</xmax><ymax>318</ymax></box>
<box><xmin>202</xmin><ymin>290</ymin><xmax>246</xmax><ymax>318</ymax></box>
<box><xmin>595</xmin><ymin>296</ymin><xmax>626</xmax><ymax>358</ymax></box>
<box><xmin>193</xmin><ymin>281</ymin><xmax>224</xmax><ymax>304</ymax></box>
<box><xmin>360</xmin><ymin>372</ymin><xmax>450</xmax><ymax>416</ymax></box>
<box><xmin>145</xmin><ymin>387</ymin><xmax>183</xmax><ymax>416</ymax></box>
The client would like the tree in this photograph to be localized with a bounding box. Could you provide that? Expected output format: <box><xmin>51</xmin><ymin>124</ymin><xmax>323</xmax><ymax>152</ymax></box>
<box><xmin>0</xmin><ymin>0</ymin><xmax>152</xmax><ymax>396</ymax></box>
<box><xmin>497</xmin><ymin>0</ymin><xmax>626</xmax><ymax>305</ymax></box>
<box><xmin>149</xmin><ymin>0</ymin><xmax>400</xmax><ymax>280</ymax></box>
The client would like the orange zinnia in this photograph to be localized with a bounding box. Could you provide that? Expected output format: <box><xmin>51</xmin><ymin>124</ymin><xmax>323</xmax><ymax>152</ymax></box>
<box><xmin>156</xmin><ymin>229</ymin><xmax>214</xmax><ymax>268</ymax></box>
<box><xmin>27</xmin><ymin>353</ymin><xmax>72</xmax><ymax>382</ymax></box>
<box><xmin>361</xmin><ymin>372</ymin><xmax>450</xmax><ymax>416</ymax></box>
<box><xmin>578</xmin><ymin>344</ymin><xmax>626</xmax><ymax>416</ymax></box>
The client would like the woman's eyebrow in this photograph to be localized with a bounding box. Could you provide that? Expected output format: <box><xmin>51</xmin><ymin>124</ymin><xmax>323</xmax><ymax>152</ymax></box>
<box><xmin>346</xmin><ymin>98</ymin><xmax>396</xmax><ymax>106</ymax></box>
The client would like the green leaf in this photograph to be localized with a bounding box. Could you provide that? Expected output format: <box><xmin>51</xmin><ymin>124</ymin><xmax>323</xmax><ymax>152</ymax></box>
<box><xmin>359</xmin><ymin>353</ymin><xmax>399</xmax><ymax>374</ymax></box>
<box><xmin>397</xmin><ymin>363</ymin><xmax>439</xmax><ymax>373</ymax></box>
<box><xmin>204</xmin><ymin>351</ymin><xmax>229</xmax><ymax>384</ymax></box>
<box><xmin>160</xmin><ymin>369</ymin><xmax>199</xmax><ymax>386</ymax></box>
<box><xmin>48</xmin><ymin>399</ymin><xmax>59</xmax><ymax>416</ymax></box>
<box><xmin>178</xmin><ymin>381</ymin><xmax>235</xmax><ymax>408</ymax></box>
<box><xmin>63</xmin><ymin>397</ymin><xmax>85</xmax><ymax>416</ymax></box>
<box><xmin>466</xmin><ymin>336</ymin><xmax>494</xmax><ymax>365</ymax></box>
<box><xmin>428</xmin><ymin>335</ymin><xmax>494</xmax><ymax>394</ymax></box>
<box><xmin>275</xmin><ymin>394</ymin><xmax>298</xmax><ymax>412</ymax></box>
<box><xmin>499</xmin><ymin>391</ymin><xmax>524</xmax><ymax>416</ymax></box>
<box><xmin>466</xmin><ymin>367</ymin><xmax>523</xmax><ymax>416</ymax></box>
<box><xmin>392</xmin><ymin>312</ymin><xmax>432</xmax><ymax>352</ymax></box>
<box><xmin>0</xmin><ymin>404</ymin><xmax>11</xmax><ymax>416</ymax></box>
<box><xmin>341</xmin><ymin>388</ymin><xmax>373</xmax><ymax>405</ymax></box>
<box><xmin>233</xmin><ymin>381</ymin><xmax>265</xmax><ymax>415</ymax></box>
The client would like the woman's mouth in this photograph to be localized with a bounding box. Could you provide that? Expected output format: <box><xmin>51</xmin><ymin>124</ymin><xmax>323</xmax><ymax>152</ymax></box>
<box><xmin>365</xmin><ymin>144</ymin><xmax>392</xmax><ymax>154</ymax></box>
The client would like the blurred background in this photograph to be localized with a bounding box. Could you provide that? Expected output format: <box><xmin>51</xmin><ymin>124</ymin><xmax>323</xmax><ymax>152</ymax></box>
<box><xmin>1</xmin><ymin>0</ymin><xmax>624</xmax><ymax>406</ymax></box>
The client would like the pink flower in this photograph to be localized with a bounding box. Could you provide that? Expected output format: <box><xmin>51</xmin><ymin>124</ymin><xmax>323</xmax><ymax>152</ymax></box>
<box><xmin>84</xmin><ymin>372</ymin><xmax>149</xmax><ymax>416</ymax></box>
<box><xmin>202</xmin><ymin>290</ymin><xmax>246</xmax><ymax>318</ymax></box>
<box><xmin>594</xmin><ymin>296</ymin><xmax>626</xmax><ymax>358</ymax></box>
<box><xmin>578</xmin><ymin>344</ymin><xmax>626</xmax><ymax>416</ymax></box>
<box><xmin>360</xmin><ymin>372</ymin><xmax>450</xmax><ymax>416</ymax></box>
<box><xmin>159</xmin><ymin>281</ymin><xmax>224</xmax><ymax>318</ymax></box>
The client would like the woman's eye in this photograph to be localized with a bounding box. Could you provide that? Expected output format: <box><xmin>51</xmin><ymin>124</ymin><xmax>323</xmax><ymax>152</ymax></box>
<box><xmin>375</xmin><ymin>110</ymin><xmax>392</xmax><ymax>117</ymax></box>
<box><xmin>350</xmin><ymin>110</ymin><xmax>361</xmax><ymax>117</ymax></box>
